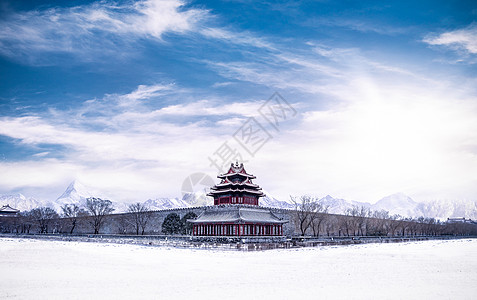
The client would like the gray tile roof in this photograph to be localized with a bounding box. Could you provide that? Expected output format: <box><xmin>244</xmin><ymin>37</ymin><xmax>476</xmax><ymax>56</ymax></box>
<box><xmin>189</xmin><ymin>205</ymin><xmax>287</xmax><ymax>224</ymax></box>
<box><xmin>0</xmin><ymin>204</ymin><xmax>20</xmax><ymax>213</ymax></box>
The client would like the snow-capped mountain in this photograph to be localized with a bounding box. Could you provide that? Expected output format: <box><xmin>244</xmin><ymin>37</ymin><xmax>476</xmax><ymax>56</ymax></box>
<box><xmin>51</xmin><ymin>180</ymin><xmax>125</xmax><ymax>213</ymax></box>
<box><xmin>318</xmin><ymin>193</ymin><xmax>477</xmax><ymax>220</ymax></box>
<box><xmin>143</xmin><ymin>197</ymin><xmax>191</xmax><ymax>210</ymax></box>
<box><xmin>50</xmin><ymin>181</ymin><xmax>99</xmax><ymax>212</ymax></box>
<box><xmin>142</xmin><ymin>192</ymin><xmax>229</xmax><ymax>210</ymax></box>
<box><xmin>0</xmin><ymin>193</ymin><xmax>41</xmax><ymax>212</ymax></box>
<box><xmin>4</xmin><ymin>179</ymin><xmax>476</xmax><ymax>220</ymax></box>
<box><xmin>181</xmin><ymin>191</ymin><xmax>213</xmax><ymax>207</ymax></box>
<box><xmin>260</xmin><ymin>195</ymin><xmax>294</xmax><ymax>209</ymax></box>
<box><xmin>372</xmin><ymin>193</ymin><xmax>420</xmax><ymax>217</ymax></box>
<box><xmin>317</xmin><ymin>195</ymin><xmax>371</xmax><ymax>214</ymax></box>
<box><xmin>52</xmin><ymin>181</ymin><xmax>97</xmax><ymax>209</ymax></box>
<box><xmin>141</xmin><ymin>192</ymin><xmax>215</xmax><ymax>211</ymax></box>
<box><xmin>417</xmin><ymin>198</ymin><xmax>477</xmax><ymax>220</ymax></box>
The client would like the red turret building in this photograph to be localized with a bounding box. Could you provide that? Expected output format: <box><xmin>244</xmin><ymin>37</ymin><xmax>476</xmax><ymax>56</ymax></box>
<box><xmin>189</xmin><ymin>162</ymin><xmax>287</xmax><ymax>236</ymax></box>
<box><xmin>208</xmin><ymin>162</ymin><xmax>265</xmax><ymax>205</ymax></box>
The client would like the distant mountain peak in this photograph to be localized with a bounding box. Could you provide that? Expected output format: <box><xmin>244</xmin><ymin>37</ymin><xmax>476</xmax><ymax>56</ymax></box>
<box><xmin>373</xmin><ymin>193</ymin><xmax>419</xmax><ymax>217</ymax></box>
<box><xmin>51</xmin><ymin>180</ymin><xmax>103</xmax><ymax>212</ymax></box>
<box><xmin>58</xmin><ymin>180</ymin><xmax>92</xmax><ymax>199</ymax></box>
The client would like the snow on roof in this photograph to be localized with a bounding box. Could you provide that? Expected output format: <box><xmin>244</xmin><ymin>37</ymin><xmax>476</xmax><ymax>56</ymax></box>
<box><xmin>0</xmin><ymin>204</ymin><xmax>20</xmax><ymax>213</ymax></box>
<box><xmin>189</xmin><ymin>206</ymin><xmax>287</xmax><ymax>224</ymax></box>
<box><xmin>218</xmin><ymin>162</ymin><xmax>256</xmax><ymax>179</ymax></box>
<box><xmin>207</xmin><ymin>188</ymin><xmax>265</xmax><ymax>196</ymax></box>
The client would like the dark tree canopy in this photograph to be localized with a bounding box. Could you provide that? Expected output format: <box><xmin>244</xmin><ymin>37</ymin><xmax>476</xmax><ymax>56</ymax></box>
<box><xmin>161</xmin><ymin>213</ymin><xmax>182</xmax><ymax>235</ymax></box>
<box><xmin>181</xmin><ymin>212</ymin><xmax>197</xmax><ymax>235</ymax></box>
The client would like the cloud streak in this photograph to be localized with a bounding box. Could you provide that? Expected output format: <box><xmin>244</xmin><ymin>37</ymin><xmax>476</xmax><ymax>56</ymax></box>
<box><xmin>0</xmin><ymin>0</ymin><xmax>207</xmax><ymax>63</ymax></box>
<box><xmin>424</xmin><ymin>23</ymin><xmax>477</xmax><ymax>59</ymax></box>
<box><xmin>0</xmin><ymin>83</ymin><xmax>275</xmax><ymax>200</ymax></box>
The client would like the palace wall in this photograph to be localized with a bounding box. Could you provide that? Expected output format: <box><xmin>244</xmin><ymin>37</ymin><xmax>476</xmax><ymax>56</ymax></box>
<box><xmin>2</xmin><ymin>206</ymin><xmax>297</xmax><ymax>236</ymax></box>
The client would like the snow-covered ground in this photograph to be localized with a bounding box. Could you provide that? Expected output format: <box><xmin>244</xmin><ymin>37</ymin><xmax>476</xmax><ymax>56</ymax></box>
<box><xmin>1</xmin><ymin>238</ymin><xmax>476</xmax><ymax>299</ymax></box>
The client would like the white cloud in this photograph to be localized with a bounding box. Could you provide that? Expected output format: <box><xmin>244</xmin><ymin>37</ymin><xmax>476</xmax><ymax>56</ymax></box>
<box><xmin>0</xmin><ymin>0</ymin><xmax>208</xmax><ymax>63</ymax></box>
<box><xmin>304</xmin><ymin>17</ymin><xmax>410</xmax><ymax>36</ymax></box>
<box><xmin>200</xmin><ymin>38</ymin><xmax>477</xmax><ymax>203</ymax></box>
<box><xmin>0</xmin><ymin>83</ymin><xmax>272</xmax><ymax>201</ymax></box>
<box><xmin>424</xmin><ymin>23</ymin><xmax>477</xmax><ymax>55</ymax></box>
<box><xmin>1</xmin><ymin>7</ymin><xmax>477</xmax><ymax>206</ymax></box>
<box><xmin>155</xmin><ymin>99</ymin><xmax>262</xmax><ymax>117</ymax></box>
<box><xmin>1</xmin><ymin>70</ymin><xmax>477</xmax><ymax>204</ymax></box>
<box><xmin>200</xmin><ymin>27</ymin><xmax>275</xmax><ymax>50</ymax></box>
<box><xmin>116</xmin><ymin>84</ymin><xmax>174</xmax><ymax>107</ymax></box>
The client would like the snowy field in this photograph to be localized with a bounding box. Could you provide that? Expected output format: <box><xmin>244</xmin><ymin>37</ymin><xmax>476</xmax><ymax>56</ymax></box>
<box><xmin>1</xmin><ymin>238</ymin><xmax>476</xmax><ymax>299</ymax></box>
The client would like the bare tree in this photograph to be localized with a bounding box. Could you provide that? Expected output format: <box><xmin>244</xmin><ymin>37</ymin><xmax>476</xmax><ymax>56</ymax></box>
<box><xmin>61</xmin><ymin>204</ymin><xmax>89</xmax><ymax>234</ymax></box>
<box><xmin>354</xmin><ymin>206</ymin><xmax>370</xmax><ymax>236</ymax></box>
<box><xmin>30</xmin><ymin>207</ymin><xmax>59</xmax><ymax>234</ymax></box>
<box><xmin>18</xmin><ymin>211</ymin><xmax>34</xmax><ymax>233</ymax></box>
<box><xmin>127</xmin><ymin>202</ymin><xmax>152</xmax><ymax>235</ymax></box>
<box><xmin>310</xmin><ymin>203</ymin><xmax>329</xmax><ymax>237</ymax></box>
<box><xmin>368</xmin><ymin>210</ymin><xmax>390</xmax><ymax>236</ymax></box>
<box><xmin>323</xmin><ymin>215</ymin><xmax>338</xmax><ymax>236</ymax></box>
<box><xmin>85</xmin><ymin>197</ymin><xmax>114</xmax><ymax>234</ymax></box>
<box><xmin>387</xmin><ymin>214</ymin><xmax>402</xmax><ymax>236</ymax></box>
<box><xmin>116</xmin><ymin>215</ymin><xmax>130</xmax><ymax>234</ymax></box>
<box><xmin>345</xmin><ymin>206</ymin><xmax>364</xmax><ymax>236</ymax></box>
<box><xmin>338</xmin><ymin>213</ymin><xmax>352</xmax><ymax>236</ymax></box>
<box><xmin>291</xmin><ymin>195</ymin><xmax>319</xmax><ymax>236</ymax></box>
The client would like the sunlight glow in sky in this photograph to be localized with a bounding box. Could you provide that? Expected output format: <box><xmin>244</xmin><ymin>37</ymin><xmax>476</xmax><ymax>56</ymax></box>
<box><xmin>0</xmin><ymin>0</ymin><xmax>476</xmax><ymax>203</ymax></box>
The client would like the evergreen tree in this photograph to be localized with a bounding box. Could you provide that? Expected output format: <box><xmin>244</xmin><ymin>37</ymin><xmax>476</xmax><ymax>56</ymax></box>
<box><xmin>161</xmin><ymin>213</ymin><xmax>182</xmax><ymax>235</ymax></box>
<box><xmin>180</xmin><ymin>212</ymin><xmax>197</xmax><ymax>235</ymax></box>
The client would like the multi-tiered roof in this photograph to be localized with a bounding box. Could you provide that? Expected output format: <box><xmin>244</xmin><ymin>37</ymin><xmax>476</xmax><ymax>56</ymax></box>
<box><xmin>189</xmin><ymin>163</ymin><xmax>287</xmax><ymax>237</ymax></box>
<box><xmin>208</xmin><ymin>162</ymin><xmax>265</xmax><ymax>205</ymax></box>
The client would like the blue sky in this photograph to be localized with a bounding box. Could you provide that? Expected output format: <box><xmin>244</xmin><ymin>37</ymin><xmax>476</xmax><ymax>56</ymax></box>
<box><xmin>0</xmin><ymin>0</ymin><xmax>476</xmax><ymax>204</ymax></box>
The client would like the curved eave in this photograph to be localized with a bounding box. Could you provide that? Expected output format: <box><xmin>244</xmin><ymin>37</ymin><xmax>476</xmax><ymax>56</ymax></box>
<box><xmin>188</xmin><ymin>218</ymin><xmax>287</xmax><ymax>224</ymax></box>
<box><xmin>214</xmin><ymin>182</ymin><xmax>260</xmax><ymax>188</ymax></box>
<box><xmin>207</xmin><ymin>189</ymin><xmax>265</xmax><ymax>196</ymax></box>
<box><xmin>218</xmin><ymin>173</ymin><xmax>256</xmax><ymax>179</ymax></box>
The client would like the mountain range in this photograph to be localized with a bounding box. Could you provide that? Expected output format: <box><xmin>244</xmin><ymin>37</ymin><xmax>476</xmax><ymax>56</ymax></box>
<box><xmin>1</xmin><ymin>181</ymin><xmax>476</xmax><ymax>220</ymax></box>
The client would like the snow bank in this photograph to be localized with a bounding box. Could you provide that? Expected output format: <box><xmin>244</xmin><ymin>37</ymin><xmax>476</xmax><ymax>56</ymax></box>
<box><xmin>1</xmin><ymin>238</ymin><xmax>476</xmax><ymax>299</ymax></box>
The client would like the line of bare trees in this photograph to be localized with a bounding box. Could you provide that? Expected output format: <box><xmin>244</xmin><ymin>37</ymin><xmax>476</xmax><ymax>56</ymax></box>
<box><xmin>2</xmin><ymin>195</ymin><xmax>476</xmax><ymax>236</ymax></box>
<box><xmin>291</xmin><ymin>195</ymin><xmax>477</xmax><ymax>237</ymax></box>
<box><xmin>0</xmin><ymin>198</ymin><xmax>156</xmax><ymax>235</ymax></box>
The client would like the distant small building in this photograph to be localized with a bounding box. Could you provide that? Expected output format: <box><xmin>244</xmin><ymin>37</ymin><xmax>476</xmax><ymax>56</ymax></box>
<box><xmin>189</xmin><ymin>162</ymin><xmax>287</xmax><ymax>236</ymax></box>
<box><xmin>0</xmin><ymin>204</ymin><xmax>20</xmax><ymax>217</ymax></box>
<box><xmin>447</xmin><ymin>217</ymin><xmax>475</xmax><ymax>224</ymax></box>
